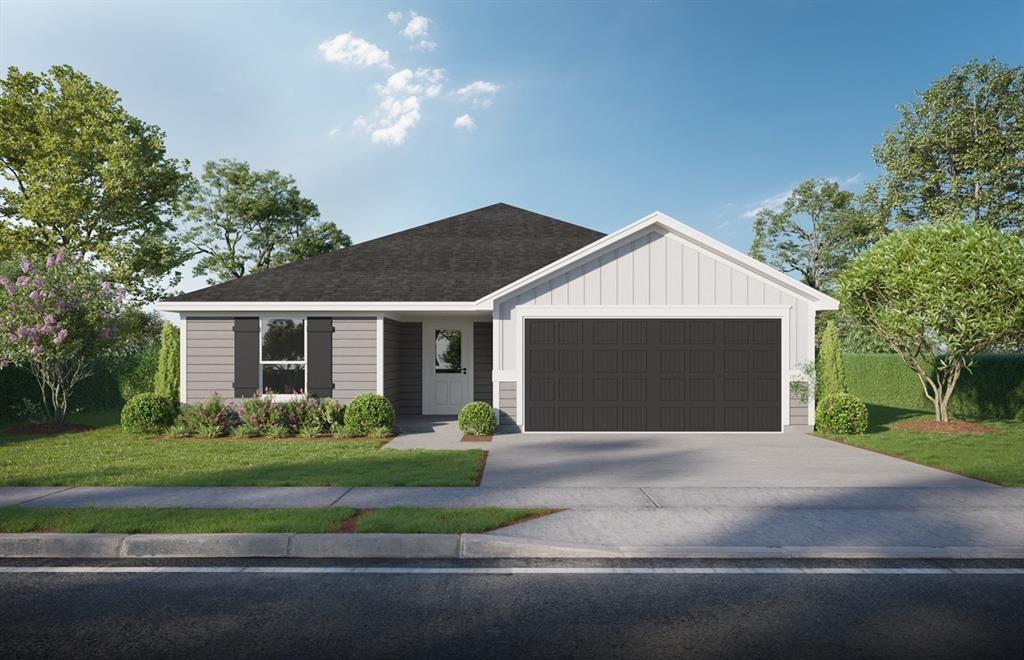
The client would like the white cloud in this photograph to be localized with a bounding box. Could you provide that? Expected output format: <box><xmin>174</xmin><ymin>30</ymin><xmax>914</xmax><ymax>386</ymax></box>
<box><xmin>401</xmin><ymin>13</ymin><xmax>430</xmax><ymax>40</ymax></box>
<box><xmin>318</xmin><ymin>33</ymin><xmax>392</xmax><ymax>69</ymax></box>
<box><xmin>387</xmin><ymin>11</ymin><xmax>403</xmax><ymax>25</ymax></box>
<box><xmin>742</xmin><ymin>190</ymin><xmax>793</xmax><ymax>219</ymax></box>
<box><xmin>327</xmin><ymin>127</ymin><xmax>340</xmax><ymax>138</ymax></box>
<box><xmin>455</xmin><ymin>80</ymin><xmax>501</xmax><ymax>96</ymax></box>
<box><xmin>453</xmin><ymin>114</ymin><xmax>475</xmax><ymax>130</ymax></box>
<box><xmin>842</xmin><ymin>173</ymin><xmax>863</xmax><ymax>186</ymax></box>
<box><xmin>356</xmin><ymin>68</ymin><xmax>447</xmax><ymax>146</ymax></box>
<box><xmin>414</xmin><ymin>39</ymin><xmax>438</xmax><ymax>52</ymax></box>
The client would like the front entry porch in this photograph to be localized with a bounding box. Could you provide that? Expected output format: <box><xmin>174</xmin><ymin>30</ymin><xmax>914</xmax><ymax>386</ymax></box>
<box><xmin>386</xmin><ymin>415</ymin><xmax>478</xmax><ymax>450</ymax></box>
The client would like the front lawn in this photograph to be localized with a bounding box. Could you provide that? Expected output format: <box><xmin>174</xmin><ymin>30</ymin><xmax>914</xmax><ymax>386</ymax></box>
<box><xmin>821</xmin><ymin>406</ymin><xmax>1024</xmax><ymax>486</ymax></box>
<box><xmin>0</xmin><ymin>507</ymin><xmax>549</xmax><ymax>534</ymax></box>
<box><xmin>0</xmin><ymin>410</ymin><xmax>486</xmax><ymax>487</ymax></box>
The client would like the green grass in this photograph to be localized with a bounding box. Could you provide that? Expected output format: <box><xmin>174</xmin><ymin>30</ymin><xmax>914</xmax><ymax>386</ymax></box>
<box><xmin>0</xmin><ymin>507</ymin><xmax>549</xmax><ymax>534</ymax></box>
<box><xmin>821</xmin><ymin>405</ymin><xmax>1024</xmax><ymax>487</ymax></box>
<box><xmin>0</xmin><ymin>410</ymin><xmax>485</xmax><ymax>487</ymax></box>
<box><xmin>355</xmin><ymin>507</ymin><xmax>551</xmax><ymax>534</ymax></box>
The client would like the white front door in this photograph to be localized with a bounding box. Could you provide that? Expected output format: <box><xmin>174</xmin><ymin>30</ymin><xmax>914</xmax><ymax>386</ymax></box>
<box><xmin>422</xmin><ymin>319</ymin><xmax>474</xmax><ymax>415</ymax></box>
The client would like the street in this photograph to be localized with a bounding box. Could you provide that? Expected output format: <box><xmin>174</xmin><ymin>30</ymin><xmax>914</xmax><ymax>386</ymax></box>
<box><xmin>2</xmin><ymin>560</ymin><xmax>1023</xmax><ymax>659</ymax></box>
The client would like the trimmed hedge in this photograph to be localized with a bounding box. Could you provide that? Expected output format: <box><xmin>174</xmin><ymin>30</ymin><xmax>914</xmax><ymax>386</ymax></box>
<box><xmin>458</xmin><ymin>401</ymin><xmax>498</xmax><ymax>436</ymax></box>
<box><xmin>843</xmin><ymin>353</ymin><xmax>1024</xmax><ymax>420</ymax></box>
<box><xmin>342</xmin><ymin>393</ymin><xmax>395</xmax><ymax>435</ymax></box>
<box><xmin>816</xmin><ymin>393</ymin><xmax>869</xmax><ymax>435</ymax></box>
<box><xmin>121</xmin><ymin>393</ymin><xmax>177</xmax><ymax>434</ymax></box>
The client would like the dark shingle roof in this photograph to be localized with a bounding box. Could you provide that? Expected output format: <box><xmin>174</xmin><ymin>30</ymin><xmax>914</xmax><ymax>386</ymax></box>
<box><xmin>166</xmin><ymin>203</ymin><xmax>605</xmax><ymax>303</ymax></box>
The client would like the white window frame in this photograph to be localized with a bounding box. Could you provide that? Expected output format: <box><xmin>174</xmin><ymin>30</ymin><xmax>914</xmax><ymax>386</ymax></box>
<box><xmin>259</xmin><ymin>316</ymin><xmax>307</xmax><ymax>399</ymax></box>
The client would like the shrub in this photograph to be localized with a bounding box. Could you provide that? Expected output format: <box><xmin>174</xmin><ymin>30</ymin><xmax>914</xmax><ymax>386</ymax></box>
<box><xmin>175</xmin><ymin>395</ymin><xmax>239</xmax><ymax>437</ymax></box>
<box><xmin>153</xmin><ymin>322</ymin><xmax>180</xmax><ymax>402</ymax></box>
<box><xmin>344</xmin><ymin>393</ymin><xmax>395</xmax><ymax>435</ymax></box>
<box><xmin>120</xmin><ymin>393</ymin><xmax>177</xmax><ymax>434</ymax></box>
<box><xmin>458</xmin><ymin>401</ymin><xmax>498</xmax><ymax>436</ymax></box>
<box><xmin>265</xmin><ymin>423</ymin><xmax>289</xmax><ymax>438</ymax></box>
<box><xmin>319</xmin><ymin>399</ymin><xmax>346</xmax><ymax>430</ymax></box>
<box><xmin>271</xmin><ymin>396</ymin><xmax>320</xmax><ymax>434</ymax></box>
<box><xmin>338</xmin><ymin>423</ymin><xmax>361</xmax><ymax>438</ymax></box>
<box><xmin>817</xmin><ymin>320</ymin><xmax>846</xmax><ymax>401</ymax></box>
<box><xmin>232</xmin><ymin>423</ymin><xmax>259</xmax><ymax>438</ymax></box>
<box><xmin>239</xmin><ymin>394</ymin><xmax>276</xmax><ymax>435</ymax></box>
<box><xmin>368</xmin><ymin>425</ymin><xmax>392</xmax><ymax>439</ymax></box>
<box><xmin>816</xmin><ymin>393</ymin><xmax>869</xmax><ymax>435</ymax></box>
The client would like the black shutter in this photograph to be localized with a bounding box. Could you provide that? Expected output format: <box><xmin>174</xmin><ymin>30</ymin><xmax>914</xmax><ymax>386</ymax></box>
<box><xmin>233</xmin><ymin>317</ymin><xmax>260</xmax><ymax>398</ymax></box>
<box><xmin>307</xmin><ymin>317</ymin><xmax>334</xmax><ymax>398</ymax></box>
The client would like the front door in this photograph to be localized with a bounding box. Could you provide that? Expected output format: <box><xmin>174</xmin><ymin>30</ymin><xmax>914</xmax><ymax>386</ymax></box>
<box><xmin>422</xmin><ymin>319</ymin><xmax>473</xmax><ymax>415</ymax></box>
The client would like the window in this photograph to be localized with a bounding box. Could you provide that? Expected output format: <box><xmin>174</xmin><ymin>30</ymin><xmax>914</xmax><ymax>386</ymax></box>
<box><xmin>435</xmin><ymin>328</ymin><xmax>462</xmax><ymax>373</ymax></box>
<box><xmin>261</xmin><ymin>318</ymin><xmax>305</xmax><ymax>394</ymax></box>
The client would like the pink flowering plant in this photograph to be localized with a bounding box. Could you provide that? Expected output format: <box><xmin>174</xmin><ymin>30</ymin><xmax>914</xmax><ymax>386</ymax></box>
<box><xmin>0</xmin><ymin>253</ymin><xmax>127</xmax><ymax>422</ymax></box>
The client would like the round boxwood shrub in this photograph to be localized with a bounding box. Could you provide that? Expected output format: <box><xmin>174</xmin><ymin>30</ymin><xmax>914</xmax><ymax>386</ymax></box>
<box><xmin>458</xmin><ymin>401</ymin><xmax>498</xmax><ymax>436</ymax></box>
<box><xmin>121</xmin><ymin>393</ymin><xmax>177</xmax><ymax>434</ymax></box>
<box><xmin>344</xmin><ymin>393</ymin><xmax>395</xmax><ymax>435</ymax></box>
<box><xmin>816</xmin><ymin>392</ymin><xmax>869</xmax><ymax>435</ymax></box>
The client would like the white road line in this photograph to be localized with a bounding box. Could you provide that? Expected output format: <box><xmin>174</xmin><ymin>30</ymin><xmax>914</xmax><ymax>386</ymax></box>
<box><xmin>0</xmin><ymin>566</ymin><xmax>1023</xmax><ymax>575</ymax></box>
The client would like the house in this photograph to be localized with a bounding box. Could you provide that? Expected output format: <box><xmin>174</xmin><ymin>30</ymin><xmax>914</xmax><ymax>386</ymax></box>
<box><xmin>156</xmin><ymin>203</ymin><xmax>838</xmax><ymax>432</ymax></box>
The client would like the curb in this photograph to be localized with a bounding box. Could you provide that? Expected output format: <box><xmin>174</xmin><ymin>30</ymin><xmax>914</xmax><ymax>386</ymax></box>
<box><xmin>3</xmin><ymin>533</ymin><xmax>1024</xmax><ymax>560</ymax></box>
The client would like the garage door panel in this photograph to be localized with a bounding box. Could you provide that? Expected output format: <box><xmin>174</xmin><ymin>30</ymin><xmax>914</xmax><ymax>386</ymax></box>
<box><xmin>524</xmin><ymin>318</ymin><xmax>780</xmax><ymax>432</ymax></box>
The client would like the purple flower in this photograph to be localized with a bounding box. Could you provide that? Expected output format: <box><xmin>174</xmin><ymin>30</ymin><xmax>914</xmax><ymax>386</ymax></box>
<box><xmin>29</xmin><ymin>289</ymin><xmax>42</xmax><ymax>302</ymax></box>
<box><xmin>0</xmin><ymin>277</ymin><xmax>13</xmax><ymax>295</ymax></box>
<box><xmin>0</xmin><ymin>357</ymin><xmax>9</xmax><ymax>369</ymax></box>
<box><xmin>15</xmin><ymin>276</ymin><xmax>30</xmax><ymax>288</ymax></box>
<box><xmin>101</xmin><ymin>281</ymin><xmax>112</xmax><ymax>292</ymax></box>
<box><xmin>53</xmin><ymin>328</ymin><xmax>68</xmax><ymax>345</ymax></box>
<box><xmin>46</xmin><ymin>255</ymin><xmax>55</xmax><ymax>268</ymax></box>
<box><xmin>20</xmin><ymin>257</ymin><xmax>31</xmax><ymax>274</ymax></box>
<box><xmin>44</xmin><ymin>314</ymin><xmax>56</xmax><ymax>325</ymax></box>
<box><xmin>100</xmin><ymin>327</ymin><xmax>113</xmax><ymax>339</ymax></box>
<box><xmin>54</xmin><ymin>251</ymin><xmax>64</xmax><ymax>266</ymax></box>
<box><xmin>30</xmin><ymin>344</ymin><xmax>42</xmax><ymax>356</ymax></box>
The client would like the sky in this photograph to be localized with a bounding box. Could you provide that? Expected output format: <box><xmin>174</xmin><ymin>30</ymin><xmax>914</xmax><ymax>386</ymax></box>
<box><xmin>1</xmin><ymin>0</ymin><xmax>1022</xmax><ymax>298</ymax></box>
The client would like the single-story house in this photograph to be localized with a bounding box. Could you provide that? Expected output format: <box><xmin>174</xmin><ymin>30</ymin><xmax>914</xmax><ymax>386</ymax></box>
<box><xmin>156</xmin><ymin>203</ymin><xmax>838</xmax><ymax>432</ymax></box>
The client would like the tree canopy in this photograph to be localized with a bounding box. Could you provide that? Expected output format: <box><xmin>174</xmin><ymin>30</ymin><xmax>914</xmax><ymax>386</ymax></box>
<box><xmin>838</xmin><ymin>222</ymin><xmax>1024</xmax><ymax>422</ymax></box>
<box><xmin>0</xmin><ymin>65</ymin><xmax>193</xmax><ymax>301</ymax></box>
<box><xmin>750</xmin><ymin>178</ymin><xmax>882</xmax><ymax>291</ymax></box>
<box><xmin>182</xmin><ymin>159</ymin><xmax>351</xmax><ymax>284</ymax></box>
<box><xmin>873</xmin><ymin>59</ymin><xmax>1024</xmax><ymax>234</ymax></box>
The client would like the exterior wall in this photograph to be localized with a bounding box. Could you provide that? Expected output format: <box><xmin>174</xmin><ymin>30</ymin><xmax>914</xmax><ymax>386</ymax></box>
<box><xmin>332</xmin><ymin>318</ymin><xmax>377</xmax><ymax>404</ymax></box>
<box><xmin>473</xmin><ymin>322</ymin><xmax>492</xmax><ymax>403</ymax></box>
<box><xmin>497</xmin><ymin>381</ymin><xmax>517</xmax><ymax>430</ymax></box>
<box><xmin>397</xmin><ymin>321</ymin><xmax>423</xmax><ymax>415</ymax></box>
<box><xmin>185</xmin><ymin>318</ymin><xmax>234</xmax><ymax>405</ymax></box>
<box><xmin>382</xmin><ymin>318</ymin><xmax>401</xmax><ymax>409</ymax></box>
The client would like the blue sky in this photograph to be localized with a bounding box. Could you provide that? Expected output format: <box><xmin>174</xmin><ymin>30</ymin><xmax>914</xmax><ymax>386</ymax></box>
<box><xmin>2</xmin><ymin>1</ymin><xmax>1022</xmax><ymax>296</ymax></box>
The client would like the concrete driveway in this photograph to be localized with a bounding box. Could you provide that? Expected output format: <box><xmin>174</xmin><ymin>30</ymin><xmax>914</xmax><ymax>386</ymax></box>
<box><xmin>480</xmin><ymin>430</ymin><xmax>992</xmax><ymax>488</ymax></box>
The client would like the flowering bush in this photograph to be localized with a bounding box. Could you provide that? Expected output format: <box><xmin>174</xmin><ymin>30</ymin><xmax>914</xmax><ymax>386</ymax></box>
<box><xmin>0</xmin><ymin>253</ymin><xmax>127</xmax><ymax>422</ymax></box>
<box><xmin>173</xmin><ymin>395</ymin><xmax>240</xmax><ymax>437</ymax></box>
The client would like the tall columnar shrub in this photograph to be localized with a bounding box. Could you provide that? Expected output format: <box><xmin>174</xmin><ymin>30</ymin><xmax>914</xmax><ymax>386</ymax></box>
<box><xmin>817</xmin><ymin>320</ymin><xmax>847</xmax><ymax>401</ymax></box>
<box><xmin>839</xmin><ymin>223</ymin><xmax>1024</xmax><ymax>422</ymax></box>
<box><xmin>153</xmin><ymin>322</ymin><xmax>180</xmax><ymax>402</ymax></box>
<box><xmin>0</xmin><ymin>253</ymin><xmax>126</xmax><ymax>422</ymax></box>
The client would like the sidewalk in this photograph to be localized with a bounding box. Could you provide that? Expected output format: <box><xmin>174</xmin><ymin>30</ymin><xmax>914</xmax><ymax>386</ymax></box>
<box><xmin>3</xmin><ymin>486</ymin><xmax>1023</xmax><ymax>558</ymax></box>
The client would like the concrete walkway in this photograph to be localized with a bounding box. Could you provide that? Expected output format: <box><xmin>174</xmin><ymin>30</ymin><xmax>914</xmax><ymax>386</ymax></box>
<box><xmin>2</xmin><ymin>486</ymin><xmax>1019</xmax><ymax>509</ymax></box>
<box><xmin>385</xmin><ymin>415</ymin><xmax>477</xmax><ymax>450</ymax></box>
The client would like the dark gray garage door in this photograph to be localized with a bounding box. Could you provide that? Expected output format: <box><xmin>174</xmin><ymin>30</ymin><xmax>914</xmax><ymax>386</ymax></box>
<box><xmin>525</xmin><ymin>318</ymin><xmax>781</xmax><ymax>432</ymax></box>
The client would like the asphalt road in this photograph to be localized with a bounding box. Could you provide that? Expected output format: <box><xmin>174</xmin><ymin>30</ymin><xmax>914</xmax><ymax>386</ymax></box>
<box><xmin>2</xmin><ymin>561</ymin><xmax>1023</xmax><ymax>659</ymax></box>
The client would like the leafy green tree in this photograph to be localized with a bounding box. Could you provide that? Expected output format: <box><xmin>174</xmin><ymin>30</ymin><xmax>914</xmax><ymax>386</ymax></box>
<box><xmin>0</xmin><ymin>66</ymin><xmax>192</xmax><ymax>301</ymax></box>
<box><xmin>873</xmin><ymin>59</ymin><xmax>1024</xmax><ymax>234</ymax></box>
<box><xmin>839</xmin><ymin>223</ymin><xmax>1024</xmax><ymax>422</ymax></box>
<box><xmin>817</xmin><ymin>320</ymin><xmax>847</xmax><ymax>401</ymax></box>
<box><xmin>153</xmin><ymin>321</ymin><xmax>180</xmax><ymax>402</ymax></box>
<box><xmin>183</xmin><ymin>160</ymin><xmax>351</xmax><ymax>284</ymax></box>
<box><xmin>750</xmin><ymin>179</ymin><xmax>882</xmax><ymax>291</ymax></box>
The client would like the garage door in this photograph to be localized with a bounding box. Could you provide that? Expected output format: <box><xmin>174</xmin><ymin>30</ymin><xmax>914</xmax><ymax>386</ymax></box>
<box><xmin>524</xmin><ymin>319</ymin><xmax>781</xmax><ymax>432</ymax></box>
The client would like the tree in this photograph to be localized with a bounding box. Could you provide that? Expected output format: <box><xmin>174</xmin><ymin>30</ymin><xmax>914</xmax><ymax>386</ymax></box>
<box><xmin>873</xmin><ymin>59</ymin><xmax>1024</xmax><ymax>235</ymax></box>
<box><xmin>839</xmin><ymin>223</ymin><xmax>1024</xmax><ymax>422</ymax></box>
<box><xmin>0</xmin><ymin>253</ymin><xmax>129</xmax><ymax>422</ymax></box>
<box><xmin>817</xmin><ymin>320</ymin><xmax>847</xmax><ymax>401</ymax></box>
<box><xmin>183</xmin><ymin>160</ymin><xmax>351</xmax><ymax>284</ymax></box>
<box><xmin>153</xmin><ymin>321</ymin><xmax>180</xmax><ymax>402</ymax></box>
<box><xmin>750</xmin><ymin>179</ymin><xmax>882</xmax><ymax>292</ymax></box>
<box><xmin>0</xmin><ymin>65</ymin><xmax>193</xmax><ymax>301</ymax></box>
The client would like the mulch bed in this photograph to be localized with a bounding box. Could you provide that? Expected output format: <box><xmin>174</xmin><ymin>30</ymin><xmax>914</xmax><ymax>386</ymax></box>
<box><xmin>5</xmin><ymin>422</ymin><xmax>96</xmax><ymax>437</ymax></box>
<box><xmin>461</xmin><ymin>435</ymin><xmax>492</xmax><ymax>442</ymax></box>
<box><xmin>892</xmin><ymin>420</ymin><xmax>995</xmax><ymax>435</ymax></box>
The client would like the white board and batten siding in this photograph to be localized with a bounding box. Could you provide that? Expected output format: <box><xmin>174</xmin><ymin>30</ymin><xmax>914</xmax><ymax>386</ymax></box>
<box><xmin>494</xmin><ymin>227</ymin><xmax>817</xmax><ymax>428</ymax></box>
<box><xmin>182</xmin><ymin>317</ymin><xmax>379</xmax><ymax>405</ymax></box>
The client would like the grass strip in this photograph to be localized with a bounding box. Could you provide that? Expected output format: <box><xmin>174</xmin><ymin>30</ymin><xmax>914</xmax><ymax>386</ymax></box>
<box><xmin>0</xmin><ymin>506</ymin><xmax>551</xmax><ymax>534</ymax></box>
<box><xmin>355</xmin><ymin>507</ymin><xmax>552</xmax><ymax>534</ymax></box>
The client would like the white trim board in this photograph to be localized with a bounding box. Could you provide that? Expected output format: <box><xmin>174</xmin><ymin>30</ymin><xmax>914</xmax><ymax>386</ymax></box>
<box><xmin>512</xmin><ymin>306</ymin><xmax>790</xmax><ymax>434</ymax></box>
